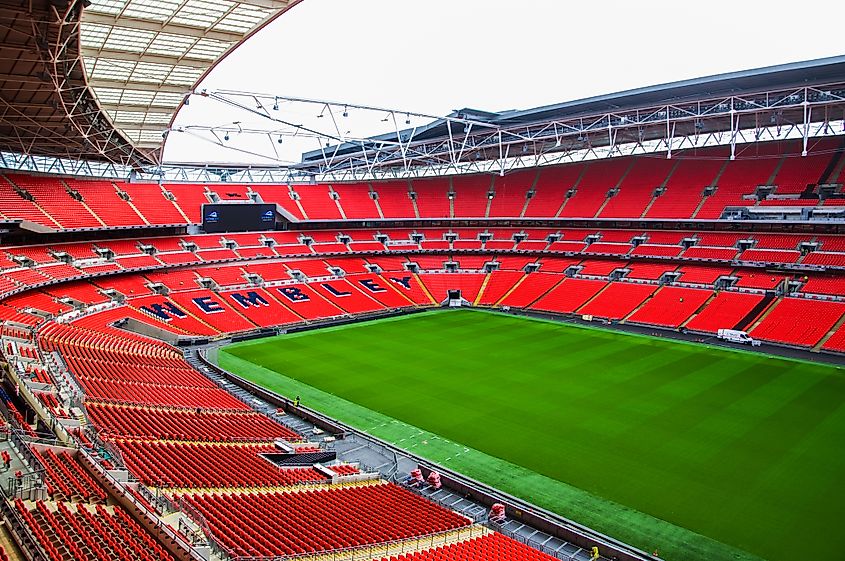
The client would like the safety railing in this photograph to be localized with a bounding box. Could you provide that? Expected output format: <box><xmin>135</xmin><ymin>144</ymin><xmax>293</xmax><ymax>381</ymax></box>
<box><xmin>0</xmin><ymin>484</ymin><xmax>51</xmax><ymax>561</ymax></box>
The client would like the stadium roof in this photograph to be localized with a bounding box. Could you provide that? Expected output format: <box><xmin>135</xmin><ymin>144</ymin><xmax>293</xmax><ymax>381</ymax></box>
<box><xmin>80</xmin><ymin>0</ymin><xmax>293</xmax><ymax>150</ymax></box>
<box><xmin>1</xmin><ymin>0</ymin><xmax>843</xmax><ymax>175</ymax></box>
<box><xmin>0</xmin><ymin>0</ymin><xmax>293</xmax><ymax>168</ymax></box>
<box><xmin>301</xmin><ymin>55</ymin><xmax>845</xmax><ymax>168</ymax></box>
<box><xmin>491</xmin><ymin>55</ymin><xmax>845</xmax><ymax>125</ymax></box>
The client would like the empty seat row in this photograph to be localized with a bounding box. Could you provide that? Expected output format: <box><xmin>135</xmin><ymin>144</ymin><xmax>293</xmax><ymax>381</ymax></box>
<box><xmin>85</xmin><ymin>402</ymin><xmax>301</xmax><ymax>443</ymax></box>
<box><xmin>175</xmin><ymin>483</ymin><xmax>471</xmax><ymax>558</ymax></box>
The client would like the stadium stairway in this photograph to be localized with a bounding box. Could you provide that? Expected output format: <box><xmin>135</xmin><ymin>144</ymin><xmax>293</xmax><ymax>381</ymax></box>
<box><xmin>679</xmin><ymin>290</ymin><xmax>720</xmax><ymax>329</ymax></box>
<box><xmin>812</xmin><ymin>312</ymin><xmax>845</xmax><ymax>351</ymax></box>
<box><xmin>410</xmin><ymin>191</ymin><xmax>421</xmax><ymax>219</ymax></box>
<box><xmin>766</xmin><ymin>156</ymin><xmax>786</xmax><ymax>187</ymax></box>
<box><xmin>492</xmin><ymin>274</ymin><xmax>528</xmax><ymax>305</ymax></box>
<box><xmin>0</xmin><ymin>441</ymin><xmax>34</xmax><ymax>489</ymax></box>
<box><xmin>572</xmin><ymin>282</ymin><xmax>613</xmax><ymax>313</ymax></box>
<box><xmin>413</xmin><ymin>273</ymin><xmax>438</xmax><ymax>304</ymax></box>
<box><xmin>551</xmin><ymin>166</ymin><xmax>583</xmax><ymax>218</ymax></box>
<box><xmin>473</xmin><ymin>273</ymin><xmax>491</xmax><ymax>306</ymax></box>
<box><xmin>620</xmin><ymin>285</ymin><xmax>662</xmax><ymax>322</ymax></box>
<box><xmin>519</xmin><ymin>276</ymin><xmax>568</xmax><ymax>309</ymax></box>
<box><xmin>119</xmin><ymin>184</ymin><xmax>152</xmax><ymax>226</ymax></box>
<box><xmin>639</xmin><ymin>159</ymin><xmax>681</xmax><ymax>218</ymax></box>
<box><xmin>518</xmin><ymin>172</ymin><xmax>540</xmax><ymax>218</ymax></box>
<box><xmin>733</xmin><ymin>293</ymin><xmax>778</xmax><ymax>331</ymax></box>
<box><xmin>690</xmin><ymin>158</ymin><xmax>731</xmax><ymax>219</ymax></box>
<box><xmin>817</xmin><ymin>137</ymin><xmax>845</xmax><ymax>185</ymax></box>
<box><xmin>371</xmin><ymin>186</ymin><xmax>387</xmax><ymax>219</ymax></box>
<box><xmin>331</xmin><ymin>188</ymin><xmax>347</xmax><ymax>220</ymax></box>
<box><xmin>592</xmin><ymin>159</ymin><xmax>636</xmax><ymax>218</ymax></box>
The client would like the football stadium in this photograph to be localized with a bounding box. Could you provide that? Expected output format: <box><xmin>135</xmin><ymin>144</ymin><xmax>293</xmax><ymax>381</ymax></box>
<box><xmin>0</xmin><ymin>2</ymin><xmax>844</xmax><ymax>561</ymax></box>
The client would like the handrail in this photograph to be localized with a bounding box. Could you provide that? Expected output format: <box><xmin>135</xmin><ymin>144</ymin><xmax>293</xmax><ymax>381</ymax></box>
<box><xmin>79</xmin><ymin>447</ymin><xmax>207</xmax><ymax>561</ymax></box>
<box><xmin>0</xmin><ymin>485</ymin><xmax>51</xmax><ymax>561</ymax></box>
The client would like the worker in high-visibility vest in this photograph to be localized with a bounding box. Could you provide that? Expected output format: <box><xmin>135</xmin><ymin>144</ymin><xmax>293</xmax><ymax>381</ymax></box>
<box><xmin>590</xmin><ymin>546</ymin><xmax>600</xmax><ymax>560</ymax></box>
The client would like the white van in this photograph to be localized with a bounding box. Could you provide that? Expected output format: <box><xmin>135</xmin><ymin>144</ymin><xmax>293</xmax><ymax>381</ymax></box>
<box><xmin>717</xmin><ymin>329</ymin><xmax>761</xmax><ymax>346</ymax></box>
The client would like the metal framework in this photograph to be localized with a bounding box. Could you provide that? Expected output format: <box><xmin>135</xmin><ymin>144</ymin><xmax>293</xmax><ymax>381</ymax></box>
<box><xmin>3</xmin><ymin>34</ymin><xmax>845</xmax><ymax>182</ymax></box>
<box><xmin>0</xmin><ymin>0</ymin><xmax>294</xmax><ymax>167</ymax></box>
<box><xmin>80</xmin><ymin>0</ymin><xmax>294</xmax><ymax>150</ymax></box>
<box><xmin>3</xmin><ymin>85</ymin><xmax>844</xmax><ymax>183</ymax></box>
<box><xmin>158</xmin><ymin>82</ymin><xmax>845</xmax><ymax>181</ymax></box>
<box><xmin>0</xmin><ymin>0</ymin><xmax>147</xmax><ymax>166</ymax></box>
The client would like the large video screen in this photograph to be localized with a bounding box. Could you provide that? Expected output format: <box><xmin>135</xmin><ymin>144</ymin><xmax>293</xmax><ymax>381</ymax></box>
<box><xmin>202</xmin><ymin>203</ymin><xmax>276</xmax><ymax>233</ymax></box>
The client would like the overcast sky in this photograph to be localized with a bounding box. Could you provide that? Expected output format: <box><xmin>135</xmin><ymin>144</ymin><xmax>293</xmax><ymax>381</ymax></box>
<box><xmin>163</xmin><ymin>0</ymin><xmax>845</xmax><ymax>165</ymax></box>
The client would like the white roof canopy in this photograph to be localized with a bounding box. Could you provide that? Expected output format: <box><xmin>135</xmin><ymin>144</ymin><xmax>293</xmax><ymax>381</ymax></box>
<box><xmin>81</xmin><ymin>0</ymin><xmax>291</xmax><ymax>148</ymax></box>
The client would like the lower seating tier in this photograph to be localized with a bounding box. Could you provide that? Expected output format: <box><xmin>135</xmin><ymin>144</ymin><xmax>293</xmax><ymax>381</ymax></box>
<box><xmin>16</xmin><ymin>499</ymin><xmax>175</xmax><ymax>561</ymax></box>
<box><xmin>115</xmin><ymin>440</ymin><xmax>345</xmax><ymax>489</ymax></box>
<box><xmin>85</xmin><ymin>402</ymin><xmax>301</xmax><ymax>443</ymax></box>
<box><xmin>376</xmin><ymin>532</ymin><xmax>559</xmax><ymax>561</ymax></box>
<box><xmin>176</xmin><ymin>483</ymin><xmax>471</xmax><ymax>558</ymax></box>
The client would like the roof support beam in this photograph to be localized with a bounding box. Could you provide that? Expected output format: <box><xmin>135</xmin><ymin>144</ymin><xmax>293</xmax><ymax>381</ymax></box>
<box><xmin>0</xmin><ymin>73</ymin><xmax>50</xmax><ymax>85</ymax></box>
<box><xmin>238</xmin><ymin>0</ymin><xmax>289</xmax><ymax>9</ymax></box>
<box><xmin>82</xmin><ymin>13</ymin><xmax>245</xmax><ymax>43</ymax></box>
<box><xmin>98</xmin><ymin>102</ymin><xmax>175</xmax><ymax>112</ymax></box>
<box><xmin>105</xmin><ymin>122</ymin><xmax>169</xmax><ymax>132</ymax></box>
<box><xmin>87</xmin><ymin>78</ymin><xmax>189</xmax><ymax>94</ymax></box>
<box><xmin>80</xmin><ymin>47</ymin><xmax>215</xmax><ymax>68</ymax></box>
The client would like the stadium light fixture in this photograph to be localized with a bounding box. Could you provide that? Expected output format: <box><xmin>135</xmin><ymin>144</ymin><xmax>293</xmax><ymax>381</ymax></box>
<box><xmin>405</xmin><ymin>113</ymin><xmax>411</xmax><ymax>125</ymax></box>
<box><xmin>273</xmin><ymin>97</ymin><xmax>279</xmax><ymax>111</ymax></box>
<box><xmin>342</xmin><ymin>106</ymin><xmax>349</xmax><ymax>117</ymax></box>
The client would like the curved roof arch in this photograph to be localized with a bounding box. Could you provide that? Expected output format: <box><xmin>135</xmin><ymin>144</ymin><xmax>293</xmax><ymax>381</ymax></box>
<box><xmin>79</xmin><ymin>0</ymin><xmax>297</xmax><ymax>152</ymax></box>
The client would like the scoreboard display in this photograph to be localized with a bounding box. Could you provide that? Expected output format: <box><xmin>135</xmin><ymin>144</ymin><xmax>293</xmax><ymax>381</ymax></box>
<box><xmin>202</xmin><ymin>203</ymin><xmax>276</xmax><ymax>233</ymax></box>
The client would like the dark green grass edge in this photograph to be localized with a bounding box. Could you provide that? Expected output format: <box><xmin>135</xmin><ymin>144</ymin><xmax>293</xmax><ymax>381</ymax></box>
<box><xmin>215</xmin><ymin>310</ymin><xmax>771</xmax><ymax>561</ymax></box>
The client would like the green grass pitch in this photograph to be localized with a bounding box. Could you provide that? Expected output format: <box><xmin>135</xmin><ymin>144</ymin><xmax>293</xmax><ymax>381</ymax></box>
<box><xmin>218</xmin><ymin>309</ymin><xmax>845</xmax><ymax>561</ymax></box>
